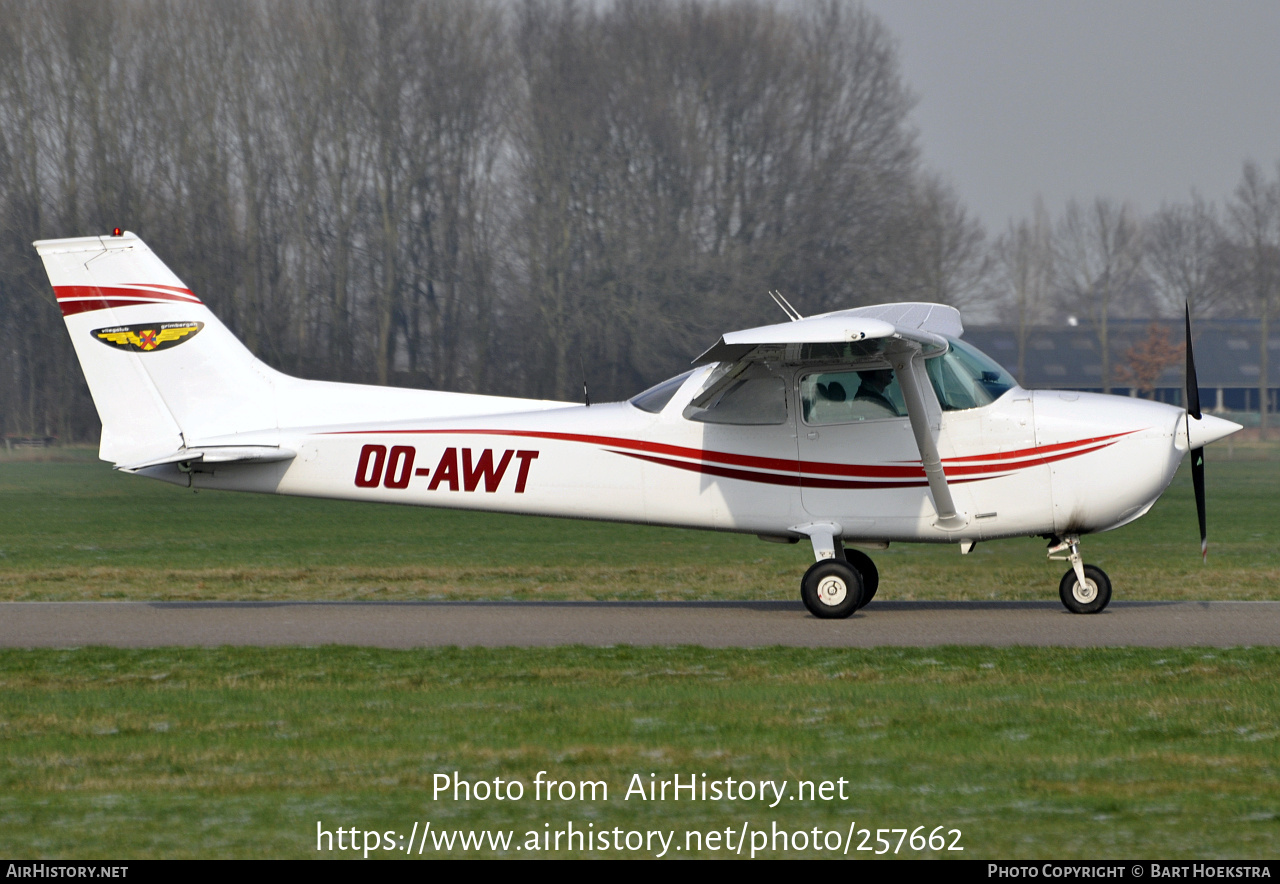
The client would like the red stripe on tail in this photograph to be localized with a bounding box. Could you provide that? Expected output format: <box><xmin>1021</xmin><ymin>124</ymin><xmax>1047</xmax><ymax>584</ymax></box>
<box><xmin>54</xmin><ymin>285</ymin><xmax>202</xmax><ymax>316</ymax></box>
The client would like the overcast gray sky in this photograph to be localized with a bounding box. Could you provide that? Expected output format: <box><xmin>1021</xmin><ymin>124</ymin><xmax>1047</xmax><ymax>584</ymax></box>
<box><xmin>860</xmin><ymin>0</ymin><xmax>1280</xmax><ymax>235</ymax></box>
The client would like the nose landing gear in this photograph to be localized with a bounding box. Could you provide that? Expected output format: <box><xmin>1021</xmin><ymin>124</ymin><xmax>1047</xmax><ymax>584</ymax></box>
<box><xmin>1048</xmin><ymin>535</ymin><xmax>1112</xmax><ymax>614</ymax></box>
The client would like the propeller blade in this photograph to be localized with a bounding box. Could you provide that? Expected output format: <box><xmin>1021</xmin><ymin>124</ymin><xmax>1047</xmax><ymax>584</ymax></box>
<box><xmin>1185</xmin><ymin>303</ymin><xmax>1201</xmax><ymax>420</ymax></box>
<box><xmin>1192</xmin><ymin>446</ymin><xmax>1207</xmax><ymax>562</ymax></box>
<box><xmin>1185</xmin><ymin>303</ymin><xmax>1208</xmax><ymax>561</ymax></box>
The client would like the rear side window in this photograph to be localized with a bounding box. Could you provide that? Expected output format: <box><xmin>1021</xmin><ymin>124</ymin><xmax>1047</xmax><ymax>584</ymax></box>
<box><xmin>630</xmin><ymin>370</ymin><xmax>695</xmax><ymax>414</ymax></box>
<box><xmin>684</xmin><ymin>375</ymin><xmax>788</xmax><ymax>425</ymax></box>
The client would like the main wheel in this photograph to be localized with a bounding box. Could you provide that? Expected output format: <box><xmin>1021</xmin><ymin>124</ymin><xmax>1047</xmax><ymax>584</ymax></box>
<box><xmin>801</xmin><ymin>559</ymin><xmax>864</xmax><ymax>619</ymax></box>
<box><xmin>1059</xmin><ymin>564</ymin><xmax>1112</xmax><ymax>614</ymax></box>
<box><xmin>842</xmin><ymin>548</ymin><xmax>879</xmax><ymax>608</ymax></box>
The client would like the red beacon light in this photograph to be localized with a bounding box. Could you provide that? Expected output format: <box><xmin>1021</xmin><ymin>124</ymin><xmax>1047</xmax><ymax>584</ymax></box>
<box><xmin>111</xmin><ymin>228</ymin><xmax>122</xmax><ymax>237</ymax></box>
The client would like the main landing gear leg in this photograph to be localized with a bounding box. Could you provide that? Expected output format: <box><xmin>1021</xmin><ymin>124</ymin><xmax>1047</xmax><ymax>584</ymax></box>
<box><xmin>1048</xmin><ymin>535</ymin><xmax>1112</xmax><ymax>614</ymax></box>
<box><xmin>796</xmin><ymin>525</ymin><xmax>863</xmax><ymax>619</ymax></box>
<box><xmin>829</xmin><ymin>536</ymin><xmax>879</xmax><ymax>606</ymax></box>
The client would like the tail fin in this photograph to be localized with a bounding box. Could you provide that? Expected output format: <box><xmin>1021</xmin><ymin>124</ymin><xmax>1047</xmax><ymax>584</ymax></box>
<box><xmin>34</xmin><ymin>232</ymin><xmax>280</xmax><ymax>464</ymax></box>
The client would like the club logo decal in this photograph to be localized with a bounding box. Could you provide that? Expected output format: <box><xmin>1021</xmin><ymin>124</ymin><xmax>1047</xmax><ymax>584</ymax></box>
<box><xmin>91</xmin><ymin>321</ymin><xmax>204</xmax><ymax>352</ymax></box>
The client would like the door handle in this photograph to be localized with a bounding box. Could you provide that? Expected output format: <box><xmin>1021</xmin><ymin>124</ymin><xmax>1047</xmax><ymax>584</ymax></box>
<box><xmin>807</xmin><ymin>431</ymin><xmax>819</xmax><ymax>440</ymax></box>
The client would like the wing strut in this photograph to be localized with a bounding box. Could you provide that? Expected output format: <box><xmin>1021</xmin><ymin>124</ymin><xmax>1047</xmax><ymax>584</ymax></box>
<box><xmin>889</xmin><ymin>347</ymin><xmax>968</xmax><ymax>531</ymax></box>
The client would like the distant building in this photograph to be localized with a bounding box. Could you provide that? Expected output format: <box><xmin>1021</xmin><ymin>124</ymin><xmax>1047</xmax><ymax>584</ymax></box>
<box><xmin>965</xmin><ymin>319</ymin><xmax>1278</xmax><ymax>417</ymax></box>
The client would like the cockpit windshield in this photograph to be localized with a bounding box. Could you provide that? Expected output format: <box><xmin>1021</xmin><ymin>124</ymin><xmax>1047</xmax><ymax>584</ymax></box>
<box><xmin>927</xmin><ymin>337</ymin><xmax>1017</xmax><ymax>411</ymax></box>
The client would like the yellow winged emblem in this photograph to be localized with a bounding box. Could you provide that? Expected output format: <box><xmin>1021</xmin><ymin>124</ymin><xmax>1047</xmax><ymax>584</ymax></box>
<box><xmin>91</xmin><ymin>322</ymin><xmax>205</xmax><ymax>353</ymax></box>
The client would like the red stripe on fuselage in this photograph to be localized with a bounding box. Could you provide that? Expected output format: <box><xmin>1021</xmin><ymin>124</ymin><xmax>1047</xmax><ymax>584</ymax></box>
<box><xmin>322</xmin><ymin>427</ymin><xmax>1134</xmax><ymax>483</ymax></box>
<box><xmin>611</xmin><ymin>450</ymin><xmax>802</xmax><ymax>487</ymax></box>
<box><xmin>937</xmin><ymin>431</ymin><xmax>1137</xmax><ymax>465</ymax></box>
<box><xmin>613</xmin><ymin>443</ymin><xmax>1116</xmax><ymax>489</ymax></box>
<box><xmin>612</xmin><ymin>450</ymin><xmax>1005</xmax><ymax>489</ymax></box>
<box><xmin>327</xmin><ymin>427</ymin><xmax>809</xmax><ymax>474</ymax></box>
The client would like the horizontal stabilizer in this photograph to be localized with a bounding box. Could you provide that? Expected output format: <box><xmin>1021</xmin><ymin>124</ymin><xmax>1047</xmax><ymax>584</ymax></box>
<box><xmin>116</xmin><ymin>446</ymin><xmax>296</xmax><ymax>473</ymax></box>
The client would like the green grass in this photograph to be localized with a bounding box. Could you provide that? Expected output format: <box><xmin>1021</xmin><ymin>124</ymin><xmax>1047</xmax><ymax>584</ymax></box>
<box><xmin>2</xmin><ymin>449</ymin><xmax>1278</xmax><ymax>859</ymax></box>
<box><xmin>1</xmin><ymin>646</ymin><xmax>1277</xmax><ymax>859</ymax></box>
<box><xmin>0</xmin><ymin>444</ymin><xmax>1277</xmax><ymax>602</ymax></box>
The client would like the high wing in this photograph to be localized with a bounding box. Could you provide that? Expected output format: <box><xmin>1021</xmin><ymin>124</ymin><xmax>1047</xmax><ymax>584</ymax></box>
<box><xmin>693</xmin><ymin>302</ymin><xmax>962</xmax><ymax>365</ymax></box>
<box><xmin>696</xmin><ymin>302</ymin><xmax>968</xmax><ymax>532</ymax></box>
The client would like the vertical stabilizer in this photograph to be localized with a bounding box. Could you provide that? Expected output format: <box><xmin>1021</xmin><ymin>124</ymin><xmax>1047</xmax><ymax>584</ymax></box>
<box><xmin>33</xmin><ymin>232</ymin><xmax>281</xmax><ymax>464</ymax></box>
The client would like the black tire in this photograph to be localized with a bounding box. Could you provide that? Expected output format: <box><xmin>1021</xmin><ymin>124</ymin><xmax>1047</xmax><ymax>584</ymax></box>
<box><xmin>1059</xmin><ymin>564</ymin><xmax>1112</xmax><ymax>614</ymax></box>
<box><xmin>842</xmin><ymin>548</ymin><xmax>879</xmax><ymax>607</ymax></box>
<box><xmin>801</xmin><ymin>559</ymin><xmax>864</xmax><ymax>619</ymax></box>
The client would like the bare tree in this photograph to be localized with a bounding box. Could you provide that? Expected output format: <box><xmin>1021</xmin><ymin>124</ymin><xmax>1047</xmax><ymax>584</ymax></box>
<box><xmin>507</xmin><ymin>0</ymin><xmax>925</xmax><ymax>399</ymax></box>
<box><xmin>994</xmin><ymin>197</ymin><xmax>1055</xmax><ymax>385</ymax></box>
<box><xmin>1147</xmin><ymin>193</ymin><xmax>1232</xmax><ymax>319</ymax></box>
<box><xmin>894</xmin><ymin>174</ymin><xmax>990</xmax><ymax>312</ymax></box>
<box><xmin>1054</xmin><ymin>198</ymin><xmax>1145</xmax><ymax>393</ymax></box>
<box><xmin>1225</xmin><ymin>160</ymin><xmax>1280</xmax><ymax>437</ymax></box>
<box><xmin>404</xmin><ymin>0</ymin><xmax>510</xmax><ymax>393</ymax></box>
<box><xmin>0</xmin><ymin>0</ymin><xmax>967</xmax><ymax>433</ymax></box>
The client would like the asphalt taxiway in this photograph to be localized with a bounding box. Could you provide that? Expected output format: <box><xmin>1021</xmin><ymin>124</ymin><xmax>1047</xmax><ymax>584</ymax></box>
<box><xmin>2</xmin><ymin>600</ymin><xmax>1277</xmax><ymax>648</ymax></box>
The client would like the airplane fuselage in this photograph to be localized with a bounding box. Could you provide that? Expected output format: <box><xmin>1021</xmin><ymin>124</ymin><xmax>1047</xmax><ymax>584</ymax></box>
<box><xmin>149</xmin><ymin>367</ymin><xmax>1189</xmax><ymax>547</ymax></box>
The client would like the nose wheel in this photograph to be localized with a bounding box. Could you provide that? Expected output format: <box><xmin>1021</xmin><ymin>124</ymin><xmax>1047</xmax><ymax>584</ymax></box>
<box><xmin>1059</xmin><ymin>565</ymin><xmax>1111</xmax><ymax>614</ymax></box>
<box><xmin>1049</xmin><ymin>536</ymin><xmax>1112</xmax><ymax>614</ymax></box>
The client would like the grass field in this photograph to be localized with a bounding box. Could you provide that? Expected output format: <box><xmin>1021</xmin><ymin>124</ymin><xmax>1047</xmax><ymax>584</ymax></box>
<box><xmin>0</xmin><ymin>442</ymin><xmax>1277</xmax><ymax>603</ymax></box>
<box><xmin>2</xmin><ymin>446</ymin><xmax>1278</xmax><ymax>859</ymax></box>
<box><xmin>1</xmin><ymin>646</ymin><xmax>1277</xmax><ymax>859</ymax></box>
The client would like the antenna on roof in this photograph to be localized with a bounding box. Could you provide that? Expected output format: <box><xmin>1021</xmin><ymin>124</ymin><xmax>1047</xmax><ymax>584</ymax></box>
<box><xmin>769</xmin><ymin>289</ymin><xmax>804</xmax><ymax>322</ymax></box>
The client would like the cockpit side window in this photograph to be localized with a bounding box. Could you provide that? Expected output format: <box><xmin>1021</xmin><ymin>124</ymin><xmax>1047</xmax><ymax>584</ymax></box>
<box><xmin>801</xmin><ymin>367</ymin><xmax>905</xmax><ymax>424</ymax></box>
<box><xmin>926</xmin><ymin>337</ymin><xmax>1017</xmax><ymax>411</ymax></box>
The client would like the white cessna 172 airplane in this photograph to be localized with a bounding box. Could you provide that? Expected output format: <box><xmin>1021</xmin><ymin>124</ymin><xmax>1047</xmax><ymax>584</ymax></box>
<box><xmin>35</xmin><ymin>231</ymin><xmax>1242</xmax><ymax>619</ymax></box>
